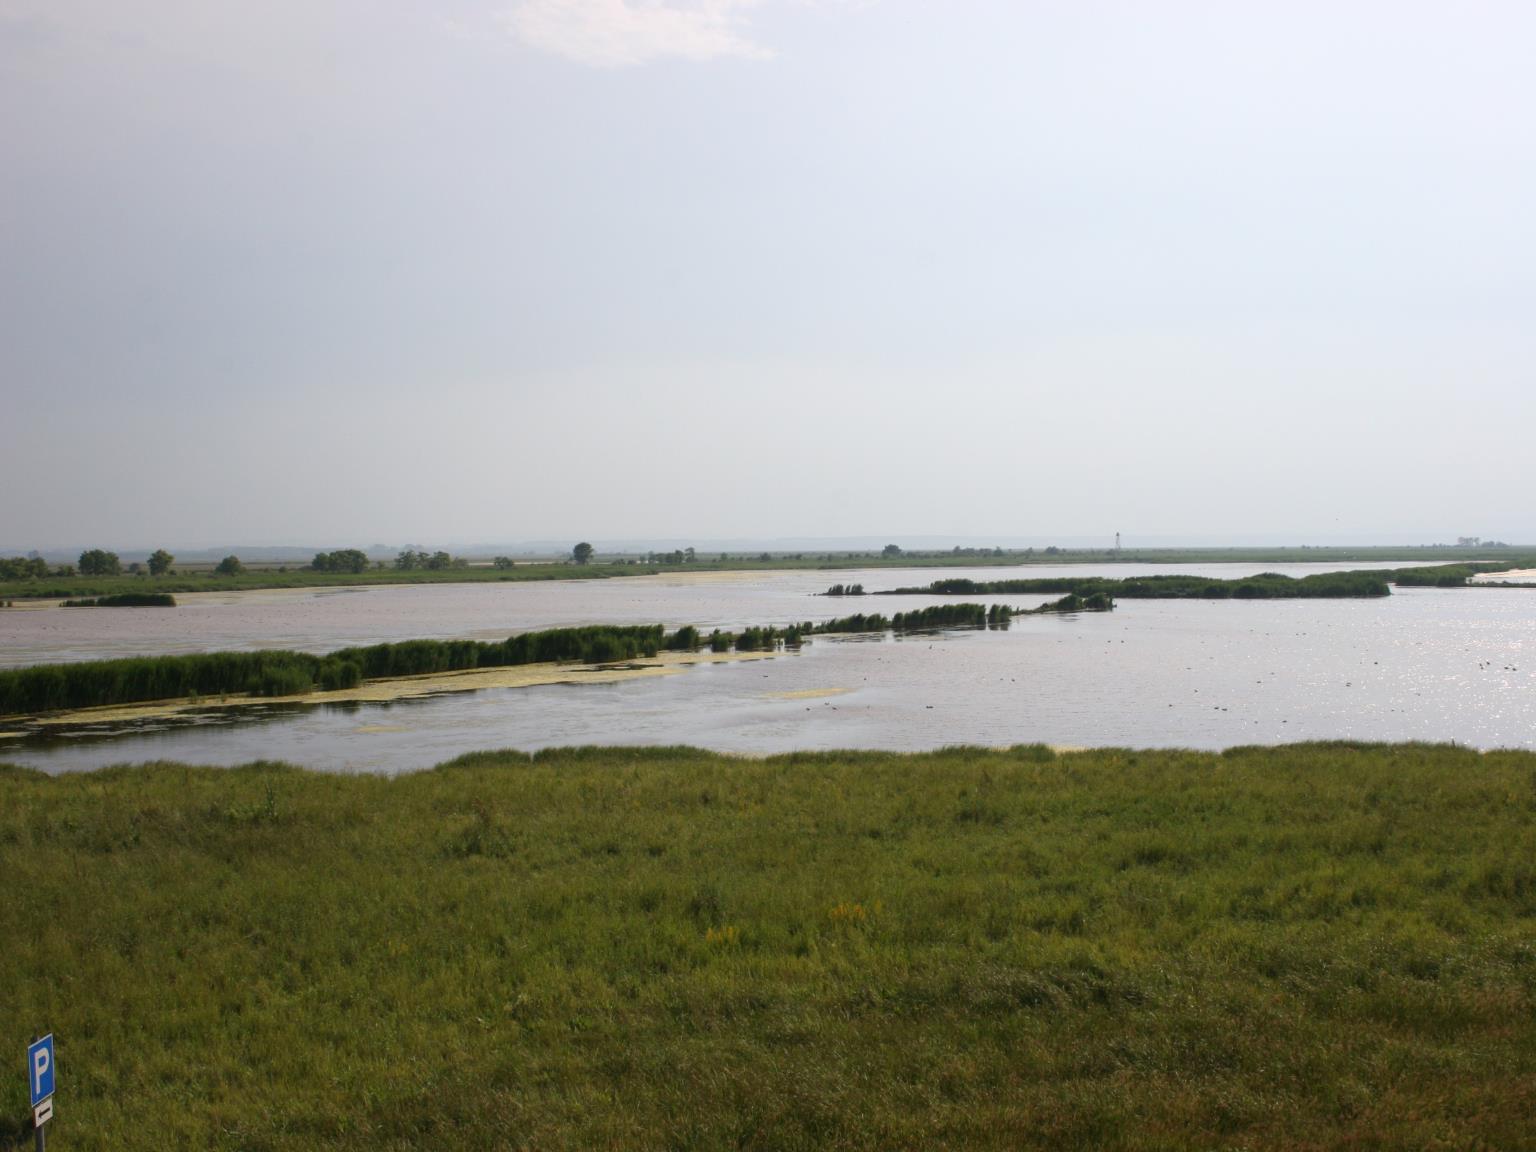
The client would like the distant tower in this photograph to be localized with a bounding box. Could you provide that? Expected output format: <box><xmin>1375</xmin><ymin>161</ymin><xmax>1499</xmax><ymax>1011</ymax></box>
<box><xmin>1115</xmin><ymin>532</ymin><xmax>1121</xmax><ymax>553</ymax></box>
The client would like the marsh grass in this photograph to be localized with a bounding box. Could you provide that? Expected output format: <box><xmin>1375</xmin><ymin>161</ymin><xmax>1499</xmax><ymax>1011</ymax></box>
<box><xmin>59</xmin><ymin>593</ymin><xmax>177</xmax><ymax>608</ymax></box>
<box><xmin>2</xmin><ymin>742</ymin><xmax>1534</xmax><ymax>1149</ymax></box>
<box><xmin>0</xmin><ymin>626</ymin><xmax>668</xmax><ymax>716</ymax></box>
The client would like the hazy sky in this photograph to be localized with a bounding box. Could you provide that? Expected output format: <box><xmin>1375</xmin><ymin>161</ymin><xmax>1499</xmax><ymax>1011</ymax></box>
<box><xmin>2</xmin><ymin>1</ymin><xmax>1532</xmax><ymax>549</ymax></box>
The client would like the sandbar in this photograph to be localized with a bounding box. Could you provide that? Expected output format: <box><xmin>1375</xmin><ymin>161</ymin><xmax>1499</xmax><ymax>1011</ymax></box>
<box><xmin>1470</xmin><ymin>569</ymin><xmax>1536</xmax><ymax>583</ymax></box>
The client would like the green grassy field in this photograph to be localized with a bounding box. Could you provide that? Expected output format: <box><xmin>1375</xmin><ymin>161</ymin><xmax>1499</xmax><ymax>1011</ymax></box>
<box><xmin>3</xmin><ymin>546</ymin><xmax>1531</xmax><ymax>601</ymax></box>
<box><xmin>4</xmin><ymin>743</ymin><xmax>1534</xmax><ymax>1149</ymax></box>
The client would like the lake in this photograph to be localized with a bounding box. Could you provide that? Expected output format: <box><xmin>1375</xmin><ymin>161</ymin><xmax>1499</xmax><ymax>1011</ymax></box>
<box><xmin>2</xmin><ymin>563</ymin><xmax>1531</xmax><ymax>772</ymax></box>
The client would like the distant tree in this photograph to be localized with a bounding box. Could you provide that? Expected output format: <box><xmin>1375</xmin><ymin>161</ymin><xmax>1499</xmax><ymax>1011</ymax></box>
<box><xmin>0</xmin><ymin>556</ymin><xmax>50</xmax><ymax>580</ymax></box>
<box><xmin>426</xmin><ymin>550</ymin><xmax>453</xmax><ymax>570</ymax></box>
<box><xmin>395</xmin><ymin>550</ymin><xmax>420</xmax><ymax>570</ymax></box>
<box><xmin>882</xmin><ymin>544</ymin><xmax>903</xmax><ymax>558</ymax></box>
<box><xmin>685</xmin><ymin>547</ymin><xmax>696</xmax><ymax>563</ymax></box>
<box><xmin>493</xmin><ymin>556</ymin><xmax>516</xmax><ymax>569</ymax></box>
<box><xmin>572</xmin><ymin>542</ymin><xmax>594</xmax><ymax>565</ymax></box>
<box><xmin>147</xmin><ymin>549</ymin><xmax>174</xmax><ymax>576</ymax></box>
<box><xmin>127</xmin><ymin>562</ymin><xmax>143</xmax><ymax>575</ymax></box>
<box><xmin>215</xmin><ymin>555</ymin><xmax>244</xmax><ymax>575</ymax></box>
<box><xmin>78</xmin><ymin>549</ymin><xmax>122</xmax><ymax>576</ymax></box>
<box><xmin>312</xmin><ymin>548</ymin><xmax>369</xmax><ymax>574</ymax></box>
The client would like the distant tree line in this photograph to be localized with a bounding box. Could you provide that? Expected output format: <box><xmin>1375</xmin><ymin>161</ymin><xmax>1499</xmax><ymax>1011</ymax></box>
<box><xmin>78</xmin><ymin>549</ymin><xmax>121</xmax><ymax>576</ymax></box>
<box><xmin>312</xmin><ymin>549</ymin><xmax>370</xmax><ymax>574</ymax></box>
<box><xmin>395</xmin><ymin>550</ymin><xmax>467</xmax><ymax>571</ymax></box>
<box><xmin>643</xmin><ymin>548</ymin><xmax>697</xmax><ymax>565</ymax></box>
<box><xmin>0</xmin><ymin>556</ymin><xmax>52</xmax><ymax>580</ymax></box>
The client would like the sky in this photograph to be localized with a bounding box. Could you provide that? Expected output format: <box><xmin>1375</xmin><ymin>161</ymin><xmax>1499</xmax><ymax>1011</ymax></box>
<box><xmin>1</xmin><ymin>0</ymin><xmax>1532</xmax><ymax>550</ymax></box>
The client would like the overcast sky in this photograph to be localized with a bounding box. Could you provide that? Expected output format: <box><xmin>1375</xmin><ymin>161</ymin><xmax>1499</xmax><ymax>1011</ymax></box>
<box><xmin>2</xmin><ymin>1</ymin><xmax>1532</xmax><ymax>549</ymax></box>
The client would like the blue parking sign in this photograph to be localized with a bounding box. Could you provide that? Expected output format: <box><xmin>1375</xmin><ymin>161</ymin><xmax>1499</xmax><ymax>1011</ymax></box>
<box><xmin>28</xmin><ymin>1034</ymin><xmax>54</xmax><ymax>1108</ymax></box>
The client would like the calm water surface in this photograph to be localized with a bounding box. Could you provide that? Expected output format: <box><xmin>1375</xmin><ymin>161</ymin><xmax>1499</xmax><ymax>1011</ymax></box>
<box><xmin>2</xmin><ymin>564</ymin><xmax>1531</xmax><ymax>772</ymax></box>
<box><xmin>0</xmin><ymin>562</ymin><xmax>1434</xmax><ymax>667</ymax></box>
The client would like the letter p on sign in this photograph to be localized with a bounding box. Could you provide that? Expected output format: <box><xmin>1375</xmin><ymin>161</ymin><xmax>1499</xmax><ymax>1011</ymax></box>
<box><xmin>28</xmin><ymin>1034</ymin><xmax>54</xmax><ymax>1108</ymax></box>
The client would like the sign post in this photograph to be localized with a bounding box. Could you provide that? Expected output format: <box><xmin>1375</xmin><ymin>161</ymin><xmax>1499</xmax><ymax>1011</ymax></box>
<box><xmin>27</xmin><ymin>1034</ymin><xmax>54</xmax><ymax>1151</ymax></box>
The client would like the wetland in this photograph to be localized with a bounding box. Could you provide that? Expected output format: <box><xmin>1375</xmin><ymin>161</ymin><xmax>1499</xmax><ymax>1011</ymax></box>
<box><xmin>3</xmin><ymin>561</ymin><xmax>1531</xmax><ymax>774</ymax></box>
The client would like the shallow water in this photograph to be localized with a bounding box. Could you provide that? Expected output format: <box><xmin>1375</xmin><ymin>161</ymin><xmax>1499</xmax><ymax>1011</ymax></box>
<box><xmin>3</xmin><ymin>565</ymin><xmax>1532</xmax><ymax>773</ymax></box>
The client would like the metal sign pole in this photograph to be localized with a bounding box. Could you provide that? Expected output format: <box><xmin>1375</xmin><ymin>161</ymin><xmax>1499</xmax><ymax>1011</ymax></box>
<box><xmin>27</xmin><ymin>1033</ymin><xmax>51</xmax><ymax>1152</ymax></box>
<box><xmin>30</xmin><ymin>1035</ymin><xmax>44</xmax><ymax>1152</ymax></box>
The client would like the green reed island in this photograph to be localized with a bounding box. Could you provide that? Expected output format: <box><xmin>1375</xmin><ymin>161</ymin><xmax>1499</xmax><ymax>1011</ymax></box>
<box><xmin>878</xmin><ymin>563</ymin><xmax>1501</xmax><ymax>600</ymax></box>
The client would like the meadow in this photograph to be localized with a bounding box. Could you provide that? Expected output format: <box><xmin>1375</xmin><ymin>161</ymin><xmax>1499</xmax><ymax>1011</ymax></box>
<box><xmin>3</xmin><ymin>742</ymin><xmax>1533</xmax><ymax>1149</ymax></box>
